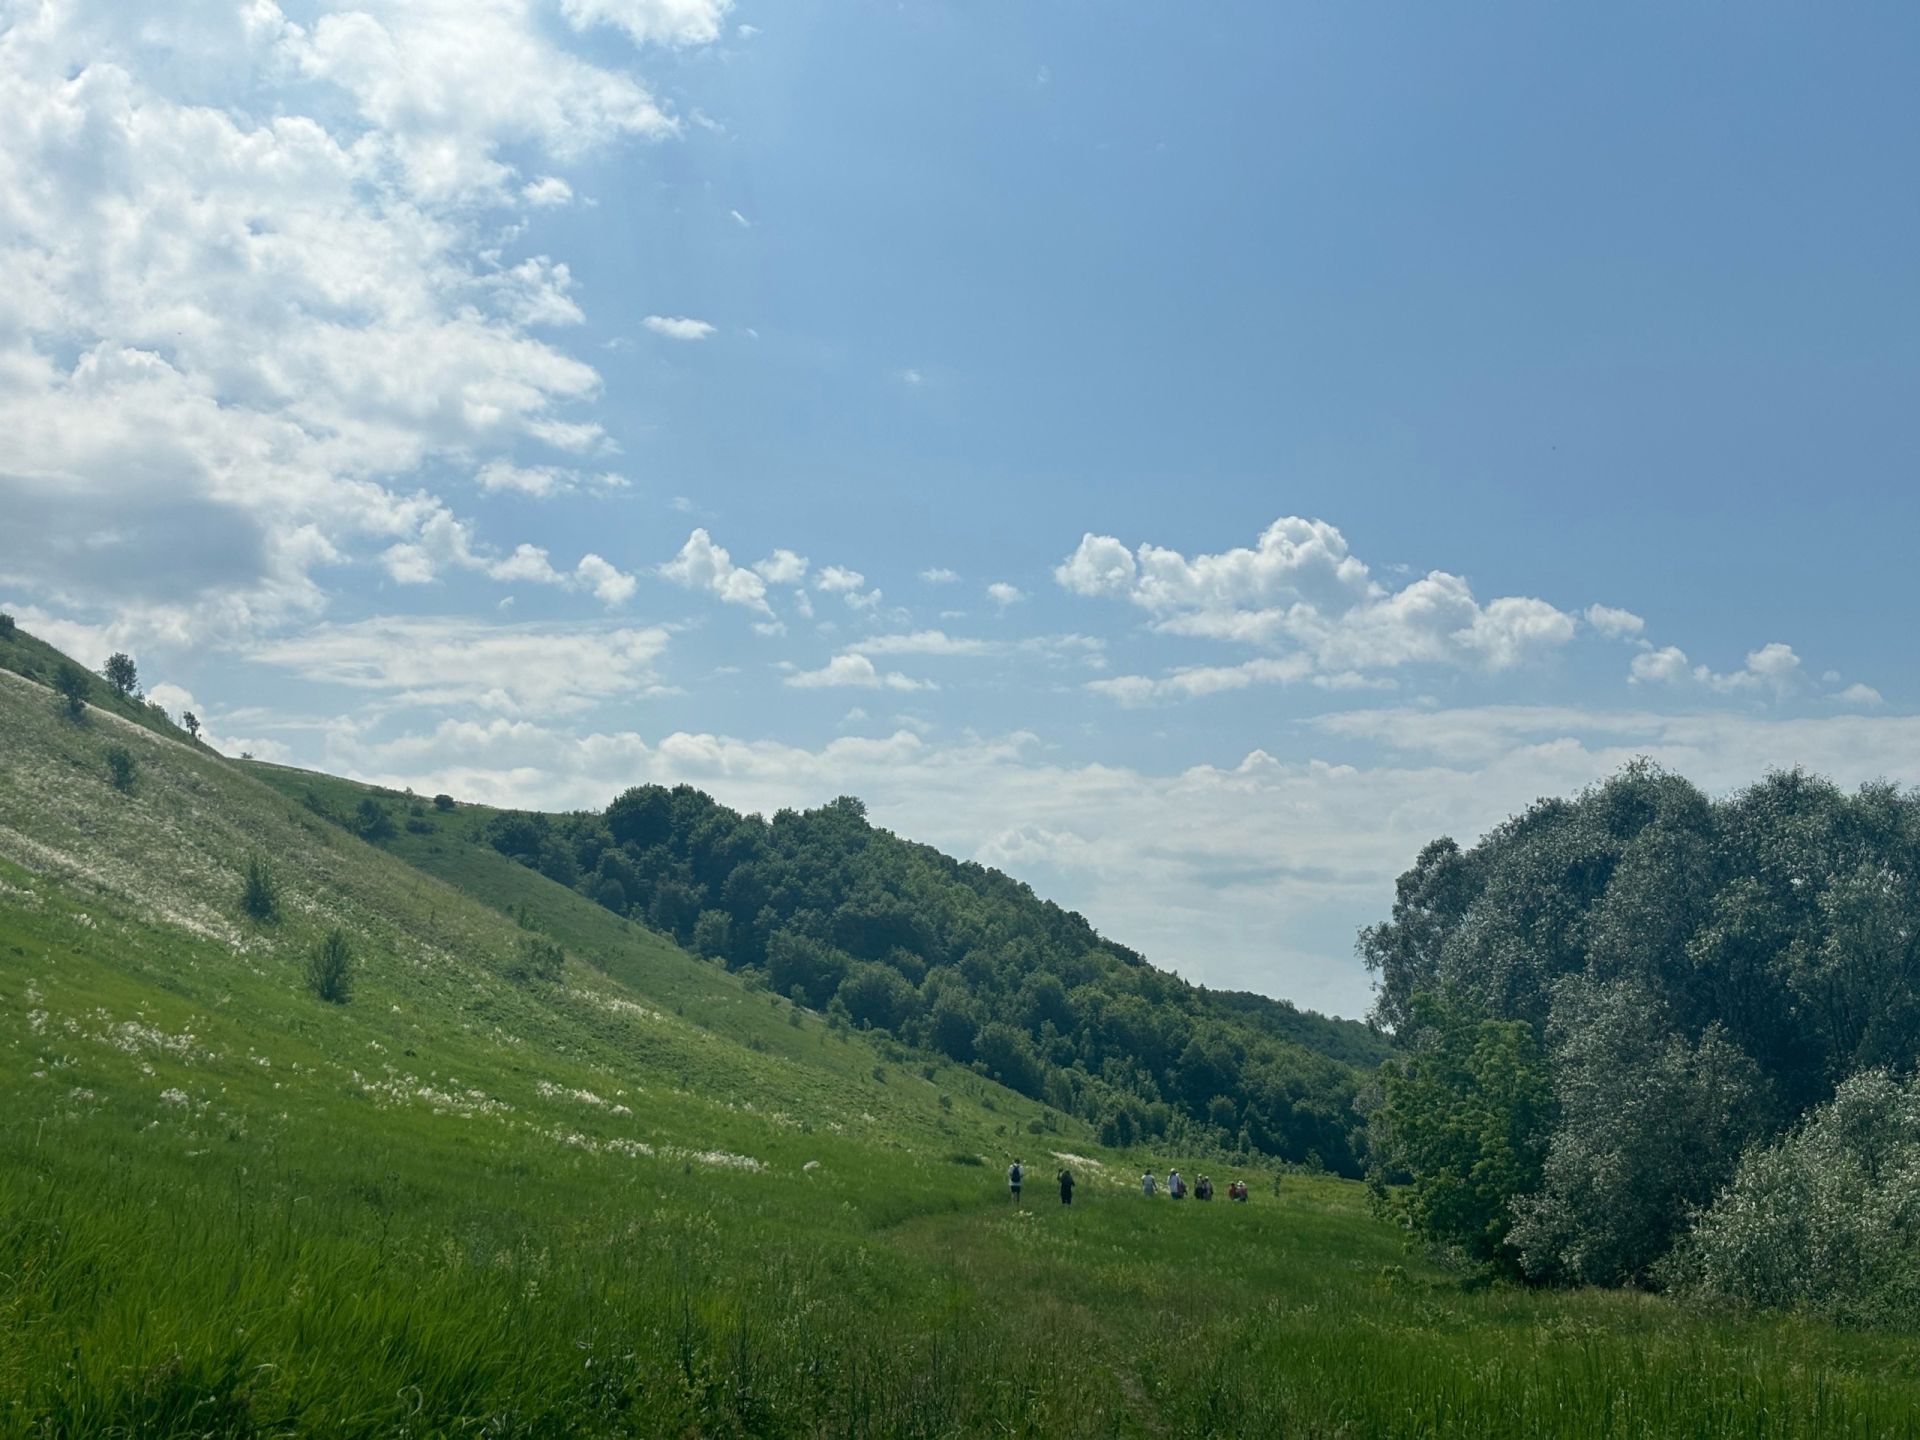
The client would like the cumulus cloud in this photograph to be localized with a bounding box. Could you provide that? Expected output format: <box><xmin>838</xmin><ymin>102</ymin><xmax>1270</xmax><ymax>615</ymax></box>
<box><xmin>1831</xmin><ymin>683</ymin><xmax>1884</xmax><ymax>706</ymax></box>
<box><xmin>659</xmin><ymin>529</ymin><xmax>771</xmax><ymax>614</ymax></box>
<box><xmin>643</xmin><ymin>315</ymin><xmax>716</xmax><ymax>340</ymax></box>
<box><xmin>752</xmin><ymin>549</ymin><xmax>809</xmax><ymax>585</ymax></box>
<box><xmin>815</xmin><ymin>565</ymin><xmax>882</xmax><ymax>610</ymax></box>
<box><xmin>0</xmin><ymin>0</ymin><xmax>717</xmax><ymax>654</ymax></box>
<box><xmin>783</xmin><ymin>653</ymin><xmax>935</xmax><ymax>691</ymax></box>
<box><xmin>1630</xmin><ymin>641</ymin><xmax>1803</xmax><ymax>697</ymax></box>
<box><xmin>522</xmin><ymin>175</ymin><xmax>574</xmax><ymax>206</ymax></box>
<box><xmin>986</xmin><ymin>581</ymin><xmax>1027</xmax><ymax>609</ymax></box>
<box><xmin>1585</xmin><ymin>603</ymin><xmax>1646</xmax><ymax>640</ymax></box>
<box><xmin>1055</xmin><ymin>518</ymin><xmax>1579</xmax><ymax>691</ymax></box>
<box><xmin>920</xmin><ymin>567</ymin><xmax>958</xmax><ymax>584</ymax></box>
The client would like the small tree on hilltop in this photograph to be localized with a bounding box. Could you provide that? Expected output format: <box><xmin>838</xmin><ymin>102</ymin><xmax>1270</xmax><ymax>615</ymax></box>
<box><xmin>432</xmin><ymin>793</ymin><xmax>455</xmax><ymax>812</ymax></box>
<box><xmin>103</xmin><ymin>652</ymin><xmax>139</xmax><ymax>699</ymax></box>
<box><xmin>0</xmin><ymin>612</ymin><xmax>15</xmax><ymax>640</ymax></box>
<box><xmin>306</xmin><ymin>927</ymin><xmax>355</xmax><ymax>1004</ymax></box>
<box><xmin>104</xmin><ymin>745</ymin><xmax>136</xmax><ymax>793</ymax></box>
<box><xmin>53</xmin><ymin>662</ymin><xmax>89</xmax><ymax>721</ymax></box>
<box><xmin>241</xmin><ymin>853</ymin><xmax>281</xmax><ymax>923</ymax></box>
<box><xmin>182</xmin><ymin>711</ymin><xmax>201</xmax><ymax>740</ymax></box>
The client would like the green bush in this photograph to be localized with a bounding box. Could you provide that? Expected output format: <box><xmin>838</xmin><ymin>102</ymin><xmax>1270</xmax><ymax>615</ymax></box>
<box><xmin>53</xmin><ymin>662</ymin><xmax>89</xmax><ymax>721</ymax></box>
<box><xmin>104</xmin><ymin>745</ymin><xmax>136</xmax><ymax>793</ymax></box>
<box><xmin>305</xmin><ymin>927</ymin><xmax>356</xmax><ymax>1004</ymax></box>
<box><xmin>355</xmin><ymin>797</ymin><xmax>396</xmax><ymax>842</ymax></box>
<box><xmin>241</xmin><ymin>853</ymin><xmax>281</xmax><ymax>923</ymax></box>
<box><xmin>432</xmin><ymin>793</ymin><xmax>455</xmax><ymax>811</ymax></box>
<box><xmin>1663</xmin><ymin>1069</ymin><xmax>1920</xmax><ymax>1325</ymax></box>
<box><xmin>0</xmin><ymin>611</ymin><xmax>14</xmax><ymax>640</ymax></box>
<box><xmin>508</xmin><ymin>936</ymin><xmax>565</xmax><ymax>985</ymax></box>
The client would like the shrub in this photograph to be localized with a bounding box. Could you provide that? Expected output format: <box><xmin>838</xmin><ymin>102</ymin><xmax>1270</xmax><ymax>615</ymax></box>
<box><xmin>53</xmin><ymin>662</ymin><xmax>89</xmax><ymax>721</ymax></box>
<box><xmin>1662</xmin><ymin>1069</ymin><xmax>1920</xmax><ymax>1325</ymax></box>
<box><xmin>0</xmin><ymin>611</ymin><xmax>14</xmax><ymax>639</ymax></box>
<box><xmin>432</xmin><ymin>793</ymin><xmax>455</xmax><ymax>811</ymax></box>
<box><xmin>306</xmin><ymin>927</ymin><xmax>355</xmax><ymax>1004</ymax></box>
<box><xmin>508</xmin><ymin>936</ymin><xmax>565</xmax><ymax>984</ymax></box>
<box><xmin>241</xmin><ymin>854</ymin><xmax>281</xmax><ymax>923</ymax></box>
<box><xmin>104</xmin><ymin>745</ymin><xmax>136</xmax><ymax>793</ymax></box>
<box><xmin>354</xmin><ymin>797</ymin><xmax>396</xmax><ymax>842</ymax></box>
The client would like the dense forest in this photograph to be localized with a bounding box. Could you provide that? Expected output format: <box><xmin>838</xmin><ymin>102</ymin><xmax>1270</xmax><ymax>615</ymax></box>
<box><xmin>479</xmin><ymin>785</ymin><xmax>1390</xmax><ymax>1172</ymax></box>
<box><xmin>1365</xmin><ymin>761</ymin><xmax>1920</xmax><ymax>1322</ymax></box>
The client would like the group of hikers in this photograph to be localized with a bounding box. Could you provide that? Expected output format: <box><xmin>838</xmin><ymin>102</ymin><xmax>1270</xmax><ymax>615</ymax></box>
<box><xmin>1142</xmin><ymin>1168</ymin><xmax>1248</xmax><ymax>1202</ymax></box>
<box><xmin>1004</xmin><ymin>1159</ymin><xmax>1251</xmax><ymax>1207</ymax></box>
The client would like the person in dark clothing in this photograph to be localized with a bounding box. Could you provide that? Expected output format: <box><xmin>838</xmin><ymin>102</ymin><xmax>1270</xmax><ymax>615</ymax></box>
<box><xmin>1058</xmin><ymin>1168</ymin><xmax>1075</xmax><ymax>1205</ymax></box>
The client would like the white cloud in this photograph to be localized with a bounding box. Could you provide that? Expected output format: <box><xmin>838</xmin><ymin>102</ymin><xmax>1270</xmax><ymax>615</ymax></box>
<box><xmin>287</xmin><ymin>0</ymin><xmax>678</xmax><ymax>202</ymax></box>
<box><xmin>559</xmin><ymin>0</ymin><xmax>733</xmax><ymax>47</ymax></box>
<box><xmin>1833</xmin><ymin>683</ymin><xmax>1885</xmax><ymax>706</ymax></box>
<box><xmin>522</xmin><ymin>175</ymin><xmax>574</xmax><ymax>206</ymax></box>
<box><xmin>729</xmin><ymin>208</ymin><xmax>751</xmax><ymax>228</ymax></box>
<box><xmin>575</xmin><ymin>553</ymin><xmax>637</xmax><ymax>605</ymax></box>
<box><xmin>900</xmin><ymin>368</ymin><xmax>924</xmax><ymax>386</ymax></box>
<box><xmin>815</xmin><ymin>564</ymin><xmax>881</xmax><ymax>610</ymax></box>
<box><xmin>250</xmin><ymin>616</ymin><xmax>671</xmax><ymax>716</ymax></box>
<box><xmin>474</xmin><ymin>460</ymin><xmax>625</xmax><ymax>498</ymax></box>
<box><xmin>0</xmin><ymin>0</ymin><xmax>721</xmax><ymax>655</ymax></box>
<box><xmin>1054</xmin><ymin>533</ymin><xmax>1138</xmax><ymax>597</ymax></box>
<box><xmin>1585</xmin><ymin>603</ymin><xmax>1646</xmax><ymax>640</ymax></box>
<box><xmin>643</xmin><ymin>315</ymin><xmax>717</xmax><ymax>341</ymax></box>
<box><xmin>1630</xmin><ymin>641</ymin><xmax>1803</xmax><ymax>697</ymax></box>
<box><xmin>784</xmin><ymin>653</ymin><xmax>935</xmax><ymax>691</ymax></box>
<box><xmin>659</xmin><ymin>529</ymin><xmax>771</xmax><ymax>614</ymax></box>
<box><xmin>857</xmin><ymin>629</ymin><xmax>1105</xmax><ymax>663</ymax></box>
<box><xmin>737</xmin><ymin>23</ymin><xmax>761</xmax><ymax>39</ymax></box>
<box><xmin>1630</xmin><ymin>645</ymin><xmax>1692</xmax><ymax>686</ymax></box>
<box><xmin>1057</xmin><ymin>518</ymin><xmax>1579</xmax><ymax>686</ymax></box>
<box><xmin>752</xmin><ymin>549</ymin><xmax>809</xmax><ymax>585</ymax></box>
<box><xmin>986</xmin><ymin>581</ymin><xmax>1027</xmax><ymax>609</ymax></box>
<box><xmin>920</xmin><ymin>567</ymin><xmax>958</xmax><ymax>584</ymax></box>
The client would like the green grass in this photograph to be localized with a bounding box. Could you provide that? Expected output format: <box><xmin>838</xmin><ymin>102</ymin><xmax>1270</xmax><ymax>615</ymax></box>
<box><xmin>4</xmin><ymin>654</ymin><xmax>1920</xmax><ymax>1436</ymax></box>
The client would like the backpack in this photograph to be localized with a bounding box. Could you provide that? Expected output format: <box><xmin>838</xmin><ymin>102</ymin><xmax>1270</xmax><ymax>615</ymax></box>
<box><xmin>1010</xmin><ymin>1163</ymin><xmax>1022</xmax><ymax>1184</ymax></box>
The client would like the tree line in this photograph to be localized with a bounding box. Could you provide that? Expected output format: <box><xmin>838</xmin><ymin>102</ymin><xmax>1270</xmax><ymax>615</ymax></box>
<box><xmin>1365</xmin><ymin>760</ymin><xmax>1920</xmax><ymax>1322</ymax></box>
<box><xmin>479</xmin><ymin>785</ymin><xmax>1389</xmax><ymax>1171</ymax></box>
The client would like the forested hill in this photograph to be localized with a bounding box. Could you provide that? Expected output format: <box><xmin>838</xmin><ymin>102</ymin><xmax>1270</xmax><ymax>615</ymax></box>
<box><xmin>479</xmin><ymin>784</ymin><xmax>1390</xmax><ymax>1172</ymax></box>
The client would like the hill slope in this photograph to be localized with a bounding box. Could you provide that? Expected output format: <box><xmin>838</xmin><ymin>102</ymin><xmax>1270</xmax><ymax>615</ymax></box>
<box><xmin>4</xmin><ymin>629</ymin><xmax>1918</xmax><ymax>1437</ymax></box>
<box><xmin>336</xmin><ymin>773</ymin><xmax>1390</xmax><ymax>1173</ymax></box>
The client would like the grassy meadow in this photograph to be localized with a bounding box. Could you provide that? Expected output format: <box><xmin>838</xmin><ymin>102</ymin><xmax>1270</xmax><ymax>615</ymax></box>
<box><xmin>3</xmin><ymin>658</ymin><xmax>1920</xmax><ymax>1436</ymax></box>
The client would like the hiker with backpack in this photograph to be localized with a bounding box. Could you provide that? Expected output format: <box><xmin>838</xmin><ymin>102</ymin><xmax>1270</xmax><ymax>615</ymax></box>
<box><xmin>1058</xmin><ymin>1167</ymin><xmax>1075</xmax><ymax>1206</ymax></box>
<box><xmin>1142</xmin><ymin>1169</ymin><xmax>1157</xmax><ymax>1197</ymax></box>
<box><xmin>1008</xmin><ymin>1158</ymin><xmax>1023</xmax><ymax>1205</ymax></box>
<box><xmin>1168</xmin><ymin>1168</ymin><xmax>1184</xmax><ymax>1199</ymax></box>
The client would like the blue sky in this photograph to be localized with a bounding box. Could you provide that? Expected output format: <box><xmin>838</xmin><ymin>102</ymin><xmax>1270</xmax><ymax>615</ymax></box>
<box><xmin>4</xmin><ymin>1</ymin><xmax>1918</xmax><ymax>1016</ymax></box>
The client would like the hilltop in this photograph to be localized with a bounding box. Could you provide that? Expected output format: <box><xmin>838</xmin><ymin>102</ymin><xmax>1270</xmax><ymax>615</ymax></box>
<box><xmin>3</xmin><ymin>624</ymin><xmax>1917</xmax><ymax>1437</ymax></box>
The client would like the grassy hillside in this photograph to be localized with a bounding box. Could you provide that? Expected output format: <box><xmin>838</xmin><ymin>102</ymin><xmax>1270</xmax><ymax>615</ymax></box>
<box><xmin>375</xmin><ymin>775</ymin><xmax>1389</xmax><ymax>1173</ymax></box>
<box><xmin>4</xmin><ymin>633</ymin><xmax>1920</xmax><ymax>1436</ymax></box>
